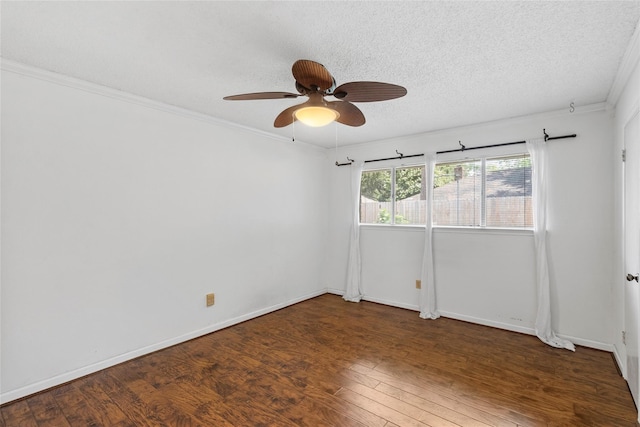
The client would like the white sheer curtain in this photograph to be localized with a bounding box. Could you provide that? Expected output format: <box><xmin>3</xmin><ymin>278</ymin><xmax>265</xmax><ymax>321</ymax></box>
<box><xmin>527</xmin><ymin>139</ymin><xmax>575</xmax><ymax>351</ymax></box>
<box><xmin>344</xmin><ymin>161</ymin><xmax>364</xmax><ymax>302</ymax></box>
<box><xmin>420</xmin><ymin>153</ymin><xmax>440</xmax><ymax>319</ymax></box>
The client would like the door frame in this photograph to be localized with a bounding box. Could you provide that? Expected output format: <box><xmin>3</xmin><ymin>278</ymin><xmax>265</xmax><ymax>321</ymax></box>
<box><xmin>623</xmin><ymin>107</ymin><xmax>640</xmax><ymax>416</ymax></box>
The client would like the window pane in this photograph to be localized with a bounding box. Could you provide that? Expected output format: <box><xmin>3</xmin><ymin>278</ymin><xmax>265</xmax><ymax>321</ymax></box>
<box><xmin>395</xmin><ymin>166</ymin><xmax>426</xmax><ymax>225</ymax></box>
<box><xmin>485</xmin><ymin>155</ymin><xmax>532</xmax><ymax>228</ymax></box>
<box><xmin>433</xmin><ymin>160</ymin><xmax>482</xmax><ymax>226</ymax></box>
<box><xmin>360</xmin><ymin>169</ymin><xmax>392</xmax><ymax>224</ymax></box>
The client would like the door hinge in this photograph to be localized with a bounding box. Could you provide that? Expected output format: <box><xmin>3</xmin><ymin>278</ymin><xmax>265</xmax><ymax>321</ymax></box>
<box><xmin>622</xmin><ymin>149</ymin><xmax>626</xmax><ymax>162</ymax></box>
<box><xmin>623</xmin><ymin>330</ymin><xmax>627</xmax><ymax>345</ymax></box>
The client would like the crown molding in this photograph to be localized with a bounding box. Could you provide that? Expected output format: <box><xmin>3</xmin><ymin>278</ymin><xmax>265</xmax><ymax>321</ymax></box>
<box><xmin>607</xmin><ymin>18</ymin><xmax>640</xmax><ymax>107</ymax></box>
<box><xmin>0</xmin><ymin>59</ymin><xmax>323</xmax><ymax>153</ymax></box>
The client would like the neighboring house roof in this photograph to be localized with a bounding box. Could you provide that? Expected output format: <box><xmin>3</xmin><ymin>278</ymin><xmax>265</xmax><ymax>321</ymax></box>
<box><xmin>434</xmin><ymin>167</ymin><xmax>531</xmax><ymax>200</ymax></box>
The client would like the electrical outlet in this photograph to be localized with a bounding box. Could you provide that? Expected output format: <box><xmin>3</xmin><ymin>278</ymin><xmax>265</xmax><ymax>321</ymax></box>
<box><xmin>206</xmin><ymin>293</ymin><xmax>215</xmax><ymax>307</ymax></box>
<box><xmin>415</xmin><ymin>280</ymin><xmax>421</xmax><ymax>289</ymax></box>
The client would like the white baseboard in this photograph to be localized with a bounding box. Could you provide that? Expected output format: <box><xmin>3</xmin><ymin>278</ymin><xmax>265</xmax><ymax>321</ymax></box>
<box><xmin>438</xmin><ymin>310</ymin><xmax>536</xmax><ymax>336</ymax></box>
<box><xmin>327</xmin><ymin>290</ymin><xmax>614</xmax><ymax>352</ymax></box>
<box><xmin>437</xmin><ymin>310</ymin><xmax>613</xmax><ymax>352</ymax></box>
<box><xmin>362</xmin><ymin>295</ymin><xmax>419</xmax><ymax>312</ymax></box>
<box><xmin>557</xmin><ymin>334</ymin><xmax>613</xmax><ymax>352</ymax></box>
<box><xmin>327</xmin><ymin>288</ymin><xmax>420</xmax><ymax>311</ymax></box>
<box><xmin>613</xmin><ymin>343</ymin><xmax>627</xmax><ymax>379</ymax></box>
<box><xmin>0</xmin><ymin>289</ymin><xmax>326</xmax><ymax>404</ymax></box>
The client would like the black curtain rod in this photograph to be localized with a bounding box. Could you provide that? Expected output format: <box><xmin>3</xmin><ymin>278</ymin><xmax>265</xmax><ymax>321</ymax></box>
<box><xmin>436</xmin><ymin>132</ymin><xmax>576</xmax><ymax>154</ymax></box>
<box><xmin>365</xmin><ymin>153</ymin><xmax>424</xmax><ymax>164</ymax></box>
<box><xmin>547</xmin><ymin>134</ymin><xmax>577</xmax><ymax>141</ymax></box>
<box><xmin>436</xmin><ymin>140</ymin><xmax>525</xmax><ymax>154</ymax></box>
<box><xmin>335</xmin><ymin>130</ymin><xmax>576</xmax><ymax>166</ymax></box>
<box><xmin>335</xmin><ymin>150</ymin><xmax>423</xmax><ymax>166</ymax></box>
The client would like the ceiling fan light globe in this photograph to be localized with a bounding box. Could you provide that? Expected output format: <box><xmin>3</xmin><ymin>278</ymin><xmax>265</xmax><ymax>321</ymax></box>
<box><xmin>294</xmin><ymin>106</ymin><xmax>339</xmax><ymax>127</ymax></box>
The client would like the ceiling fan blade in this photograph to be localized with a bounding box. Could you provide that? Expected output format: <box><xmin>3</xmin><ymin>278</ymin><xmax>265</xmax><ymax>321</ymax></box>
<box><xmin>328</xmin><ymin>101</ymin><xmax>365</xmax><ymax>127</ymax></box>
<box><xmin>292</xmin><ymin>60</ymin><xmax>334</xmax><ymax>91</ymax></box>
<box><xmin>332</xmin><ymin>82</ymin><xmax>407</xmax><ymax>102</ymax></box>
<box><xmin>224</xmin><ymin>92</ymin><xmax>300</xmax><ymax>101</ymax></box>
<box><xmin>274</xmin><ymin>104</ymin><xmax>301</xmax><ymax>128</ymax></box>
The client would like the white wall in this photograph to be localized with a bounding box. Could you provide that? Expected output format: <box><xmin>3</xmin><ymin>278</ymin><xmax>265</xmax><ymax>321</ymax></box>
<box><xmin>0</xmin><ymin>65</ymin><xmax>329</xmax><ymax>402</ymax></box>
<box><xmin>326</xmin><ymin>106</ymin><xmax>615</xmax><ymax>349</ymax></box>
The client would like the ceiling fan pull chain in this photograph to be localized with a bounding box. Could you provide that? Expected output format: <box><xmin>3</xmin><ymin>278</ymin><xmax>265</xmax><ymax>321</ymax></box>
<box><xmin>334</xmin><ymin>121</ymin><xmax>339</xmax><ymax>163</ymax></box>
<box><xmin>335</xmin><ymin>121</ymin><xmax>339</xmax><ymax>157</ymax></box>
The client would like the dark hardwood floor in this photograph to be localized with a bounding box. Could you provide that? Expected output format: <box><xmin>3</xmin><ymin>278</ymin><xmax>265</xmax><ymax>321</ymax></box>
<box><xmin>1</xmin><ymin>294</ymin><xmax>637</xmax><ymax>426</ymax></box>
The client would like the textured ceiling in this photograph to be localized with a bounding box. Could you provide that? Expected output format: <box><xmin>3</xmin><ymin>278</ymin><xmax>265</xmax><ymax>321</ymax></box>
<box><xmin>2</xmin><ymin>1</ymin><xmax>639</xmax><ymax>148</ymax></box>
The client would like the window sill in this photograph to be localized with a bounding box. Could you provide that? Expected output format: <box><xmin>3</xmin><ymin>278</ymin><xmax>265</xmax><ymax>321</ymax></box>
<box><xmin>433</xmin><ymin>226</ymin><xmax>533</xmax><ymax>236</ymax></box>
<box><xmin>359</xmin><ymin>224</ymin><xmax>533</xmax><ymax>236</ymax></box>
<box><xmin>359</xmin><ymin>224</ymin><xmax>426</xmax><ymax>232</ymax></box>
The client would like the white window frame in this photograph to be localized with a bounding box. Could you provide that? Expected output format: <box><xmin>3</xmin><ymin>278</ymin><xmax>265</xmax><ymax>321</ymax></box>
<box><xmin>433</xmin><ymin>153</ymin><xmax>532</xmax><ymax>230</ymax></box>
<box><xmin>360</xmin><ymin>163</ymin><xmax>426</xmax><ymax>227</ymax></box>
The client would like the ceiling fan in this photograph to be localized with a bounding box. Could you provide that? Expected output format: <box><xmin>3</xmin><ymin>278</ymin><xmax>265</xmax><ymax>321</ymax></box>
<box><xmin>223</xmin><ymin>60</ymin><xmax>407</xmax><ymax>128</ymax></box>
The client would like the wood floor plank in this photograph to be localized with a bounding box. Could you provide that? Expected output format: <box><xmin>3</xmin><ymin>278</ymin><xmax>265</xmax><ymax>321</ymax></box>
<box><xmin>336</xmin><ymin>387</ymin><xmax>431</xmax><ymax>427</ymax></box>
<box><xmin>26</xmin><ymin>392</ymin><xmax>71</xmax><ymax>427</ymax></box>
<box><xmin>304</xmin><ymin>385</ymin><xmax>389</xmax><ymax>427</ymax></box>
<box><xmin>159</xmin><ymin>382</ymin><xmax>239</xmax><ymax>426</ymax></box>
<box><xmin>171</xmin><ymin>346</ymin><xmax>305</xmax><ymax>426</ymax></box>
<box><xmin>348</xmin><ymin>362</ymin><xmax>518</xmax><ymax>426</ymax></box>
<box><xmin>374</xmin><ymin>382</ymin><xmax>494</xmax><ymax>427</ymax></box>
<box><xmin>369</xmin><ymin>359</ymin><xmax>546</xmax><ymax>426</ymax></box>
<box><xmin>74</xmin><ymin>374</ymin><xmax>133</xmax><ymax>426</ymax></box>
<box><xmin>51</xmin><ymin>383</ymin><xmax>110</xmax><ymax>427</ymax></box>
<box><xmin>386</xmin><ymin>381</ymin><xmax>517</xmax><ymax>427</ymax></box>
<box><xmin>344</xmin><ymin>381</ymin><xmax>460</xmax><ymax>427</ymax></box>
<box><xmin>1</xmin><ymin>400</ymin><xmax>39</xmax><ymax>427</ymax></box>
<box><xmin>571</xmin><ymin>402</ymin><xmax>638</xmax><ymax>427</ymax></box>
<box><xmin>1</xmin><ymin>294</ymin><xmax>636</xmax><ymax>425</ymax></box>
<box><xmin>206</xmin><ymin>351</ymin><xmax>364</xmax><ymax>427</ymax></box>
<box><xmin>98</xmin><ymin>372</ymin><xmax>160</xmax><ymax>426</ymax></box>
<box><xmin>124</xmin><ymin>377</ymin><xmax>204</xmax><ymax>426</ymax></box>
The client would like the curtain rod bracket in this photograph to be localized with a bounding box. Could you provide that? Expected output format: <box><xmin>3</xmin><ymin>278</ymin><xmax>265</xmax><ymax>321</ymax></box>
<box><xmin>395</xmin><ymin>149</ymin><xmax>404</xmax><ymax>158</ymax></box>
<box><xmin>458</xmin><ymin>141</ymin><xmax>466</xmax><ymax>151</ymax></box>
<box><xmin>543</xmin><ymin>129</ymin><xmax>549</xmax><ymax>141</ymax></box>
<box><xmin>335</xmin><ymin>157</ymin><xmax>354</xmax><ymax>167</ymax></box>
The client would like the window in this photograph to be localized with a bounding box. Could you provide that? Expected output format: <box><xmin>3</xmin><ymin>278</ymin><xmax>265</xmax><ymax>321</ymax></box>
<box><xmin>433</xmin><ymin>154</ymin><xmax>532</xmax><ymax>228</ymax></box>
<box><xmin>360</xmin><ymin>165</ymin><xmax>426</xmax><ymax>225</ymax></box>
